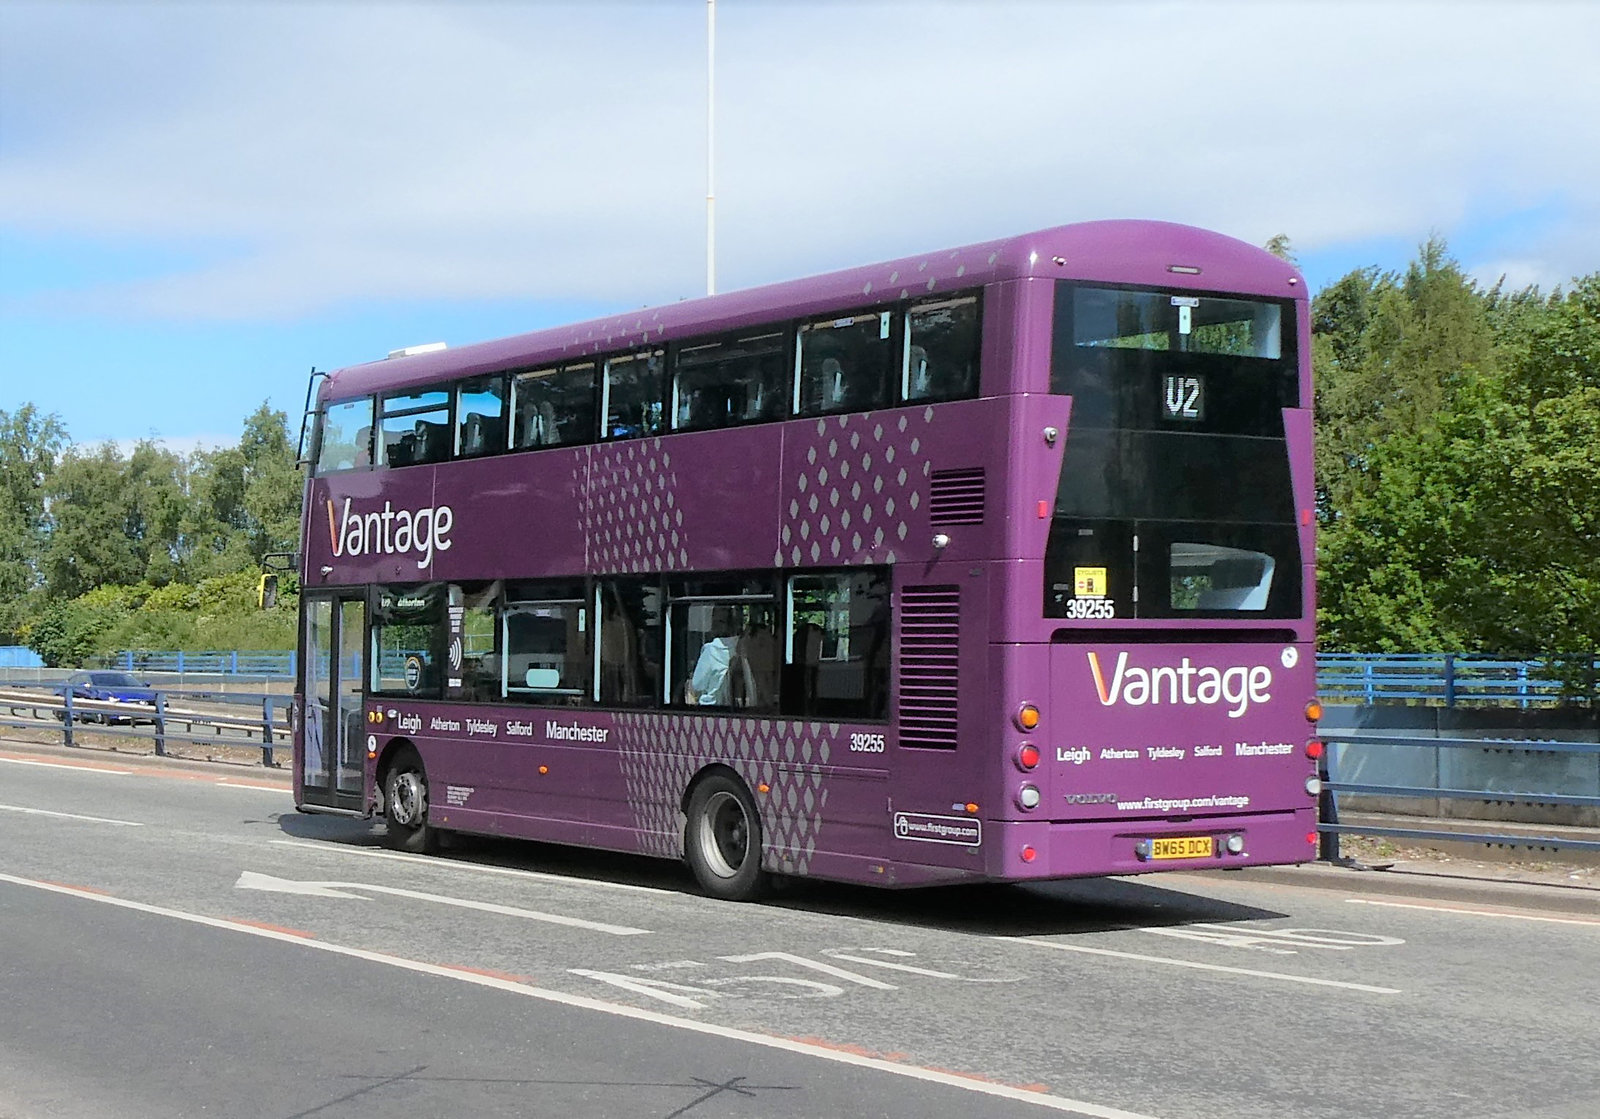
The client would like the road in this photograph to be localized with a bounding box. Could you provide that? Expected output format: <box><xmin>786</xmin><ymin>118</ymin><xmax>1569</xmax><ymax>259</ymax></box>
<box><xmin>1</xmin><ymin>745</ymin><xmax>1597</xmax><ymax>1119</ymax></box>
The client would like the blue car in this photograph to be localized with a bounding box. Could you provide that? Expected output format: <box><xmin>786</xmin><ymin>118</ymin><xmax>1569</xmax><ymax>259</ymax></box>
<box><xmin>53</xmin><ymin>671</ymin><xmax>159</xmax><ymax>723</ymax></box>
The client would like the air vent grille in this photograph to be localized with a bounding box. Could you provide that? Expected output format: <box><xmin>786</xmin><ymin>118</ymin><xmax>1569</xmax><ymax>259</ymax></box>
<box><xmin>930</xmin><ymin>468</ymin><xmax>985</xmax><ymax>525</ymax></box>
<box><xmin>898</xmin><ymin>585</ymin><xmax>960</xmax><ymax>750</ymax></box>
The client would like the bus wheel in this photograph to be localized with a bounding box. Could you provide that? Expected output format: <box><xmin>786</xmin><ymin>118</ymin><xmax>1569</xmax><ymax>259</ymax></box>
<box><xmin>382</xmin><ymin>747</ymin><xmax>438</xmax><ymax>854</ymax></box>
<box><xmin>685</xmin><ymin>773</ymin><xmax>767</xmax><ymax>901</ymax></box>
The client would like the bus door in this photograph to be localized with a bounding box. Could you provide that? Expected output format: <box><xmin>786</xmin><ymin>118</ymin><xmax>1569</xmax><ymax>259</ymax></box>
<box><xmin>300</xmin><ymin>593</ymin><xmax>367</xmax><ymax>811</ymax></box>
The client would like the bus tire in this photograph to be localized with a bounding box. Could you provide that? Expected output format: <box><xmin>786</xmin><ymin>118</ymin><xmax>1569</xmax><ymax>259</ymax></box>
<box><xmin>685</xmin><ymin>773</ymin><xmax>767</xmax><ymax>901</ymax></box>
<box><xmin>382</xmin><ymin>746</ymin><xmax>438</xmax><ymax>854</ymax></box>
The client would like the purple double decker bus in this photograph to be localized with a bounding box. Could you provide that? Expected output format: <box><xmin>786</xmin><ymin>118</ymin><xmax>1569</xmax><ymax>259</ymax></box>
<box><xmin>294</xmin><ymin>220</ymin><xmax>1322</xmax><ymax>900</ymax></box>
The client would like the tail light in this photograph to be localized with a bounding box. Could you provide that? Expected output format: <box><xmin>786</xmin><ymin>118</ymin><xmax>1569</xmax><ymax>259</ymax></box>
<box><xmin>1016</xmin><ymin>743</ymin><xmax>1040</xmax><ymax>771</ymax></box>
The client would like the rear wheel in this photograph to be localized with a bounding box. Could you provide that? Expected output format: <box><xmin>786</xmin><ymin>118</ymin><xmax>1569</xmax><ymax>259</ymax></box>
<box><xmin>382</xmin><ymin>747</ymin><xmax>439</xmax><ymax>854</ymax></box>
<box><xmin>684</xmin><ymin>773</ymin><xmax>767</xmax><ymax>901</ymax></box>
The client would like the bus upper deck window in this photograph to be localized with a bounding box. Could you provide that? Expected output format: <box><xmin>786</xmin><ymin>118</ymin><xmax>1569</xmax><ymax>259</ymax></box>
<box><xmin>603</xmin><ymin>350</ymin><xmax>665</xmax><ymax>440</ymax></box>
<box><xmin>314</xmin><ymin>398</ymin><xmax>374</xmax><ymax>475</ymax></box>
<box><xmin>796</xmin><ymin>312</ymin><xmax>893</xmax><ymax>416</ymax></box>
<box><xmin>511</xmin><ymin>363</ymin><xmax>596</xmax><ymax>449</ymax></box>
<box><xmin>903</xmin><ymin>295</ymin><xmax>980</xmax><ymax>403</ymax></box>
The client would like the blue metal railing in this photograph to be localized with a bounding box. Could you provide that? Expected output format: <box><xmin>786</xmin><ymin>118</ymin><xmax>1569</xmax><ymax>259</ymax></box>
<box><xmin>1315</xmin><ymin>653</ymin><xmax>1593</xmax><ymax>707</ymax></box>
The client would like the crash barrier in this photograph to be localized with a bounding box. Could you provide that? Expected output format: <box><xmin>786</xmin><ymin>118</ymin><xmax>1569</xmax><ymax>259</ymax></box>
<box><xmin>62</xmin><ymin>650</ymin><xmax>1594</xmax><ymax>706</ymax></box>
<box><xmin>1319</xmin><ymin>728</ymin><xmax>1600</xmax><ymax>860</ymax></box>
<box><xmin>0</xmin><ymin>685</ymin><xmax>287</xmax><ymax>767</ymax></box>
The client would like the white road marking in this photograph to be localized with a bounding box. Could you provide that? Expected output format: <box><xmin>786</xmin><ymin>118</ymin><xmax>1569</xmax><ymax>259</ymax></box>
<box><xmin>1006</xmin><ymin>937</ymin><xmax>1402</xmax><ymax>995</ymax></box>
<box><xmin>234</xmin><ymin>870</ymin><xmax>649</xmax><ymax>936</ymax></box>
<box><xmin>719</xmin><ymin>951</ymin><xmax>897</xmax><ymax>990</ymax></box>
<box><xmin>213</xmin><ymin>781</ymin><xmax>288</xmax><ymax>792</ymax></box>
<box><xmin>822</xmin><ymin>949</ymin><xmax>962</xmax><ymax>978</ymax></box>
<box><xmin>270</xmin><ymin>838</ymin><xmax>678</xmax><ymax>896</ymax></box>
<box><xmin>0</xmin><ymin>872</ymin><xmax>1164</xmax><ymax>1119</ymax></box>
<box><xmin>0</xmin><ymin>803</ymin><xmax>143</xmax><ymax>827</ymax></box>
<box><xmin>1345</xmin><ymin>898</ymin><xmax>1600</xmax><ymax>927</ymax></box>
<box><xmin>0</xmin><ymin>756</ymin><xmax>132</xmax><ymax>775</ymax></box>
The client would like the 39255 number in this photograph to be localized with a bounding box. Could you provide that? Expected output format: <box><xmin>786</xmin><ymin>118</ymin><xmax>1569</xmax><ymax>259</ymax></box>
<box><xmin>1063</xmin><ymin>598</ymin><xmax>1116</xmax><ymax>620</ymax></box>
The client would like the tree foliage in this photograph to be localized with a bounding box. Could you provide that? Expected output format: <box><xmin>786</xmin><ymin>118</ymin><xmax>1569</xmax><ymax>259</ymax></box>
<box><xmin>1315</xmin><ymin>248</ymin><xmax>1599</xmax><ymax>681</ymax></box>
<box><xmin>0</xmin><ymin>401</ymin><xmax>303</xmax><ymax>661</ymax></box>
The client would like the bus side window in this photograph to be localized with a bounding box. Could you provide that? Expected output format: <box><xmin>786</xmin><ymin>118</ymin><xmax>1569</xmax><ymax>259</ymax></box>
<box><xmin>597</xmin><ymin>579</ymin><xmax>664</xmax><ymax>707</ymax></box>
<box><xmin>784</xmin><ymin>569</ymin><xmax>890</xmax><ymax>720</ymax></box>
<box><xmin>903</xmin><ymin>294</ymin><xmax>980</xmax><ymax>403</ymax></box>
<box><xmin>512</xmin><ymin>363</ymin><xmax>596</xmax><ymax>449</ymax></box>
<box><xmin>456</xmin><ymin>374</ymin><xmax>507</xmax><ymax>458</ymax></box>
<box><xmin>796</xmin><ymin>312</ymin><xmax>893</xmax><ymax>417</ymax></box>
<box><xmin>501</xmin><ymin>580</ymin><xmax>590</xmax><ymax>706</ymax></box>
<box><xmin>667</xmin><ymin>577</ymin><xmax>779</xmax><ymax>712</ymax></box>
<box><xmin>370</xmin><ymin>585</ymin><xmax>445</xmax><ymax>698</ymax></box>
<box><xmin>379</xmin><ymin>388</ymin><xmax>451</xmax><ymax>468</ymax></box>
<box><xmin>603</xmin><ymin>350</ymin><xmax>665</xmax><ymax>440</ymax></box>
<box><xmin>673</xmin><ymin>329</ymin><xmax>788</xmax><ymax>432</ymax></box>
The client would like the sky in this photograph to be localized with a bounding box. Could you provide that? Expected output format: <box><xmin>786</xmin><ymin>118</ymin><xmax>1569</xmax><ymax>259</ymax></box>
<box><xmin>2</xmin><ymin>0</ymin><xmax>1597</xmax><ymax>453</ymax></box>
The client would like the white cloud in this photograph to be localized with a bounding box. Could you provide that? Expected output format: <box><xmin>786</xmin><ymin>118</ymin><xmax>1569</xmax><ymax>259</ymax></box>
<box><xmin>2</xmin><ymin>1</ymin><xmax>1596</xmax><ymax>319</ymax></box>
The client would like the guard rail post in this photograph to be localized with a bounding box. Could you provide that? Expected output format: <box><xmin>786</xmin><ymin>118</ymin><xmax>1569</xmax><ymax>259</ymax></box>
<box><xmin>1317</xmin><ymin>747</ymin><xmax>1341</xmax><ymax>863</ymax></box>
<box><xmin>153</xmin><ymin>691</ymin><xmax>167</xmax><ymax>757</ymax></box>
<box><xmin>261</xmin><ymin>696</ymin><xmax>275</xmax><ymax>767</ymax></box>
<box><xmin>62</xmin><ymin>691</ymin><xmax>74</xmax><ymax>747</ymax></box>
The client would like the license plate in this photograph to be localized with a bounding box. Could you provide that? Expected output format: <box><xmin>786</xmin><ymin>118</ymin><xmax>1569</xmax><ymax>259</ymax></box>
<box><xmin>1150</xmin><ymin>835</ymin><xmax>1213</xmax><ymax>860</ymax></box>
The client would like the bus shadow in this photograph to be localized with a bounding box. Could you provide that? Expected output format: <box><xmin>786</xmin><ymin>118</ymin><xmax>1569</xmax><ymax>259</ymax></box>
<box><xmin>764</xmin><ymin>875</ymin><xmax>1288</xmax><ymax>936</ymax></box>
<box><xmin>275</xmin><ymin>812</ymin><xmax>387</xmax><ymax>845</ymax></box>
<box><xmin>272</xmin><ymin>818</ymin><xmax>1284</xmax><ymax>934</ymax></box>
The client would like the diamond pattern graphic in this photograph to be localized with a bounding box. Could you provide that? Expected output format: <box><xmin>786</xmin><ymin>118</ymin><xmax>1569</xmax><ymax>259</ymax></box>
<box><xmin>779</xmin><ymin>409</ymin><xmax>935</xmax><ymax>568</ymax></box>
<box><xmin>580</xmin><ymin>439</ymin><xmax>689</xmax><ymax>573</ymax></box>
<box><xmin>613</xmin><ymin>715</ymin><xmax>836</xmax><ymax>874</ymax></box>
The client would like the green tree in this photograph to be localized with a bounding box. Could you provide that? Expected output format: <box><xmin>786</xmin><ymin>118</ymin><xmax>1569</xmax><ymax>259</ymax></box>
<box><xmin>0</xmin><ymin>404</ymin><xmax>68</xmax><ymax>634</ymax></box>
<box><xmin>42</xmin><ymin>441</ymin><xmax>191</xmax><ymax>598</ymax></box>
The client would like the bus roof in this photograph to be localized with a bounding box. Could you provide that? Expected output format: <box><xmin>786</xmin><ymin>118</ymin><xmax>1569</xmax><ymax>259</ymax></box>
<box><xmin>320</xmin><ymin>219</ymin><xmax>1303</xmax><ymax>402</ymax></box>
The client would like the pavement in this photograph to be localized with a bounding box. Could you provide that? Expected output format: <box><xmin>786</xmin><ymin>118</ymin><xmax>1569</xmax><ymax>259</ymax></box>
<box><xmin>5</xmin><ymin>734</ymin><xmax>1594</xmax><ymax>916</ymax></box>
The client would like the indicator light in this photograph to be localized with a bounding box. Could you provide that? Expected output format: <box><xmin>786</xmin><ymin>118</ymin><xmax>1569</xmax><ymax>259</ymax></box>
<box><xmin>1016</xmin><ymin>743</ymin><xmax>1040</xmax><ymax>771</ymax></box>
<box><xmin>965</xmin><ymin>802</ymin><xmax>979</xmax><ymax>814</ymax></box>
<box><xmin>1015</xmin><ymin>704</ymin><xmax>1040</xmax><ymax>732</ymax></box>
<box><xmin>538</xmin><ymin>766</ymin><xmax>549</xmax><ymax>775</ymax></box>
<box><xmin>757</xmin><ymin>783</ymin><xmax>770</xmax><ymax>794</ymax></box>
<box><xmin>1016</xmin><ymin>784</ymin><xmax>1041</xmax><ymax>811</ymax></box>
<box><xmin>1304</xmin><ymin>699</ymin><xmax>1323</xmax><ymax>722</ymax></box>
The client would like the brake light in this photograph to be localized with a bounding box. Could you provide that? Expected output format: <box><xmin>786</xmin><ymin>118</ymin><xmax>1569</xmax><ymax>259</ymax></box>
<box><xmin>1016</xmin><ymin>743</ymin><xmax>1040</xmax><ymax>771</ymax></box>
<box><xmin>1306</xmin><ymin>739</ymin><xmax>1325</xmax><ymax>759</ymax></box>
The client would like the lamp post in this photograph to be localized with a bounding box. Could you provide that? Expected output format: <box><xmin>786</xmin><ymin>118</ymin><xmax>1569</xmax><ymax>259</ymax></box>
<box><xmin>706</xmin><ymin>0</ymin><xmax>716</xmax><ymax>296</ymax></box>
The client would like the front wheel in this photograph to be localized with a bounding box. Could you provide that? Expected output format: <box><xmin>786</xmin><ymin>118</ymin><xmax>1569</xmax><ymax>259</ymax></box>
<box><xmin>684</xmin><ymin>773</ymin><xmax>767</xmax><ymax>901</ymax></box>
<box><xmin>382</xmin><ymin>747</ymin><xmax>439</xmax><ymax>854</ymax></box>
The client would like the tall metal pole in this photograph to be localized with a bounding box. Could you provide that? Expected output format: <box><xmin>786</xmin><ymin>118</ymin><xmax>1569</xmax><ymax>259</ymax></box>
<box><xmin>706</xmin><ymin>0</ymin><xmax>716</xmax><ymax>296</ymax></box>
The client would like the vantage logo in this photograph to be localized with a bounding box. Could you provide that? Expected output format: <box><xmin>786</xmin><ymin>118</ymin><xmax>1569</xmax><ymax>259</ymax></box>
<box><xmin>326</xmin><ymin>497</ymin><xmax>454</xmax><ymax>569</ymax></box>
<box><xmin>1088</xmin><ymin>650</ymin><xmax>1272</xmax><ymax>719</ymax></box>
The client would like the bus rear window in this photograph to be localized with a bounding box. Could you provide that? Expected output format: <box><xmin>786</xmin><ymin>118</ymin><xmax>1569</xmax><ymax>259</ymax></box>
<box><xmin>1071</xmin><ymin>287</ymin><xmax>1282</xmax><ymax>359</ymax></box>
